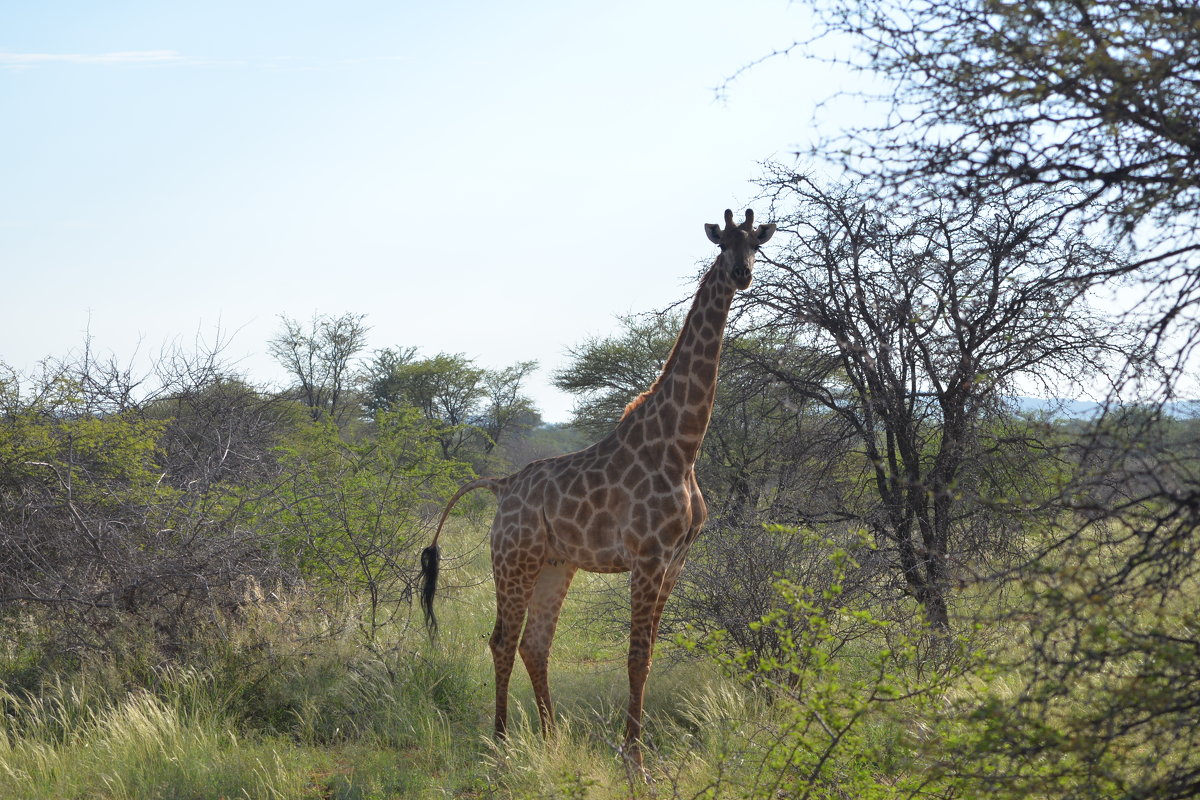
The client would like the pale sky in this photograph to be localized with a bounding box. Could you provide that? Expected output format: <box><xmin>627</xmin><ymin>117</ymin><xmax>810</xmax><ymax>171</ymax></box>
<box><xmin>1</xmin><ymin>0</ymin><xmax>832</xmax><ymax>422</ymax></box>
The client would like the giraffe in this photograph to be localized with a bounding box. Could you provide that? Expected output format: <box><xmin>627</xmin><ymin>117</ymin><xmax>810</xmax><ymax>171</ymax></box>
<box><xmin>420</xmin><ymin>209</ymin><xmax>776</xmax><ymax>770</ymax></box>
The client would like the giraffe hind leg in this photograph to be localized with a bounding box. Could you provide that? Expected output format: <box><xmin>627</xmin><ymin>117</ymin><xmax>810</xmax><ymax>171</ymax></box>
<box><xmin>489</xmin><ymin>509</ymin><xmax>547</xmax><ymax>740</ymax></box>
<box><xmin>489</xmin><ymin>568</ymin><xmax>535</xmax><ymax>739</ymax></box>
<box><xmin>518</xmin><ymin>562</ymin><xmax>577</xmax><ymax>736</ymax></box>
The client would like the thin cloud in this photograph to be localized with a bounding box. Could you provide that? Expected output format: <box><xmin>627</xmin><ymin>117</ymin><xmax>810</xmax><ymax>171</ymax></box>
<box><xmin>0</xmin><ymin>50</ymin><xmax>184</xmax><ymax>68</ymax></box>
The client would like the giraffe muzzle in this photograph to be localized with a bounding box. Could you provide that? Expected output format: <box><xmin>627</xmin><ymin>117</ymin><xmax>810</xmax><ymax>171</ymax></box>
<box><xmin>732</xmin><ymin>266</ymin><xmax>752</xmax><ymax>286</ymax></box>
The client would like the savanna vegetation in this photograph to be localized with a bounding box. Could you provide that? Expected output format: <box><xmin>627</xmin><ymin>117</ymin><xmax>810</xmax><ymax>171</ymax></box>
<box><xmin>3</xmin><ymin>1</ymin><xmax>1199</xmax><ymax>797</ymax></box>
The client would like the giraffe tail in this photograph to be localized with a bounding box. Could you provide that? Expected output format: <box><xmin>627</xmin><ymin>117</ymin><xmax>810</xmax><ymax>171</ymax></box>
<box><xmin>420</xmin><ymin>477</ymin><xmax>503</xmax><ymax>636</ymax></box>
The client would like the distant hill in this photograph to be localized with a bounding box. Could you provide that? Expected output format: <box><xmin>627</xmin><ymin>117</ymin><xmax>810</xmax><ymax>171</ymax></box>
<box><xmin>1013</xmin><ymin>396</ymin><xmax>1199</xmax><ymax>419</ymax></box>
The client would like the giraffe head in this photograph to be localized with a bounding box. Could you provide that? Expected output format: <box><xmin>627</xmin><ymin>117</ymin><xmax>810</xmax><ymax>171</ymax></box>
<box><xmin>704</xmin><ymin>209</ymin><xmax>776</xmax><ymax>290</ymax></box>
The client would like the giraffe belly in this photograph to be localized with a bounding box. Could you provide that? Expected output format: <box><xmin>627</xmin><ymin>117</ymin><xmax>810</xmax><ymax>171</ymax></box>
<box><xmin>543</xmin><ymin>491</ymin><xmax>699</xmax><ymax>574</ymax></box>
<box><xmin>543</xmin><ymin>513</ymin><xmax>634</xmax><ymax>573</ymax></box>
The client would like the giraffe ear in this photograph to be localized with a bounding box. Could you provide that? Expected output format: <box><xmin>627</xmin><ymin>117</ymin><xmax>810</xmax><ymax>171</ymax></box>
<box><xmin>755</xmin><ymin>224</ymin><xmax>777</xmax><ymax>245</ymax></box>
<box><xmin>704</xmin><ymin>223</ymin><xmax>722</xmax><ymax>245</ymax></box>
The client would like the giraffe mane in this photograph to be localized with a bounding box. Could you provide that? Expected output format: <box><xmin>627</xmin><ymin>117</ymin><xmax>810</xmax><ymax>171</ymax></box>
<box><xmin>621</xmin><ymin>390</ymin><xmax>651</xmax><ymax>419</ymax></box>
<box><xmin>620</xmin><ymin>266</ymin><xmax>718</xmax><ymax>421</ymax></box>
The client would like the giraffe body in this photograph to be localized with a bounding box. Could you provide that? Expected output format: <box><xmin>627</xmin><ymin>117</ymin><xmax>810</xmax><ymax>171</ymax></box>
<box><xmin>421</xmin><ymin>210</ymin><xmax>775</xmax><ymax>771</ymax></box>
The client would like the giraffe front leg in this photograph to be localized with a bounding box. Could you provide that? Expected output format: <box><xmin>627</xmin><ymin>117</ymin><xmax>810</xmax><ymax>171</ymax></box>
<box><xmin>622</xmin><ymin>563</ymin><xmax>672</xmax><ymax>773</ymax></box>
<box><xmin>518</xmin><ymin>562</ymin><xmax>577</xmax><ymax>737</ymax></box>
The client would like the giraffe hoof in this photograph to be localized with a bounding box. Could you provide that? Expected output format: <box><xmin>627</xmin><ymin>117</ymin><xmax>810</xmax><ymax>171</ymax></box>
<box><xmin>619</xmin><ymin>743</ymin><xmax>653</xmax><ymax>784</ymax></box>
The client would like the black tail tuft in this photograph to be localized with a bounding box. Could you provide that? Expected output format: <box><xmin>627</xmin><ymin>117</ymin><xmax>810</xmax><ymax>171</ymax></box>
<box><xmin>419</xmin><ymin>545</ymin><xmax>440</xmax><ymax>636</ymax></box>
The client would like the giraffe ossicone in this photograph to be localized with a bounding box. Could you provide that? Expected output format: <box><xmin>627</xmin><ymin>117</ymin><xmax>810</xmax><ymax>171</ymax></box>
<box><xmin>420</xmin><ymin>209</ymin><xmax>776</xmax><ymax>772</ymax></box>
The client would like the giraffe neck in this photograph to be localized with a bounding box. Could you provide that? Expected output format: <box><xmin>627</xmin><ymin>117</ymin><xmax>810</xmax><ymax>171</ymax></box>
<box><xmin>621</xmin><ymin>260</ymin><xmax>736</xmax><ymax>465</ymax></box>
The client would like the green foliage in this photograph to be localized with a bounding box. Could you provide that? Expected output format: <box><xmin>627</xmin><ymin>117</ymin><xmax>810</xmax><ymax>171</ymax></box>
<box><xmin>365</xmin><ymin>348</ymin><xmax>539</xmax><ymax>469</ymax></box>
<box><xmin>366</xmin><ymin>350</ymin><xmax>483</xmax><ymax>422</ymax></box>
<box><xmin>668</xmin><ymin>525</ymin><xmax>886</xmax><ymax>671</ymax></box>
<box><xmin>677</xmin><ymin>544</ymin><xmax>973</xmax><ymax>800</ymax></box>
<box><xmin>0</xmin><ymin>403</ymin><xmax>169</xmax><ymax>510</ymax></box>
<box><xmin>3</xmin><ymin>500</ymin><xmax>1191</xmax><ymax>800</ymax></box>
<box><xmin>251</xmin><ymin>409</ymin><xmax>472</xmax><ymax>632</ymax></box>
<box><xmin>0</xmin><ymin>348</ymin><xmax>483</xmax><ymax>657</ymax></box>
<box><xmin>943</xmin><ymin>522</ymin><xmax>1200</xmax><ymax>800</ymax></box>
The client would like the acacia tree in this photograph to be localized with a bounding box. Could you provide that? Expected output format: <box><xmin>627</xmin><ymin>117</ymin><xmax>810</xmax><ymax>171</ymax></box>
<box><xmin>478</xmin><ymin>360</ymin><xmax>539</xmax><ymax>454</ymax></box>
<box><xmin>552</xmin><ymin>313</ymin><xmax>678</xmax><ymax>440</ymax></box>
<box><xmin>365</xmin><ymin>351</ymin><xmax>484</xmax><ymax>459</ymax></box>
<box><xmin>741</xmin><ymin>174</ymin><xmax>1132</xmax><ymax>631</ymax></box>
<box><xmin>792</xmin><ymin>1</ymin><xmax>1199</xmax><ymax>231</ymax></box>
<box><xmin>364</xmin><ymin>349</ymin><xmax>538</xmax><ymax>464</ymax></box>
<box><xmin>268</xmin><ymin>312</ymin><xmax>369</xmax><ymax>422</ymax></box>
<box><xmin>764</xmin><ymin>2</ymin><xmax>1200</xmax><ymax>792</ymax></box>
<box><xmin>700</xmin><ymin>336</ymin><xmax>832</xmax><ymax>521</ymax></box>
<box><xmin>778</xmin><ymin>0</ymin><xmax>1200</xmax><ymax>353</ymax></box>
